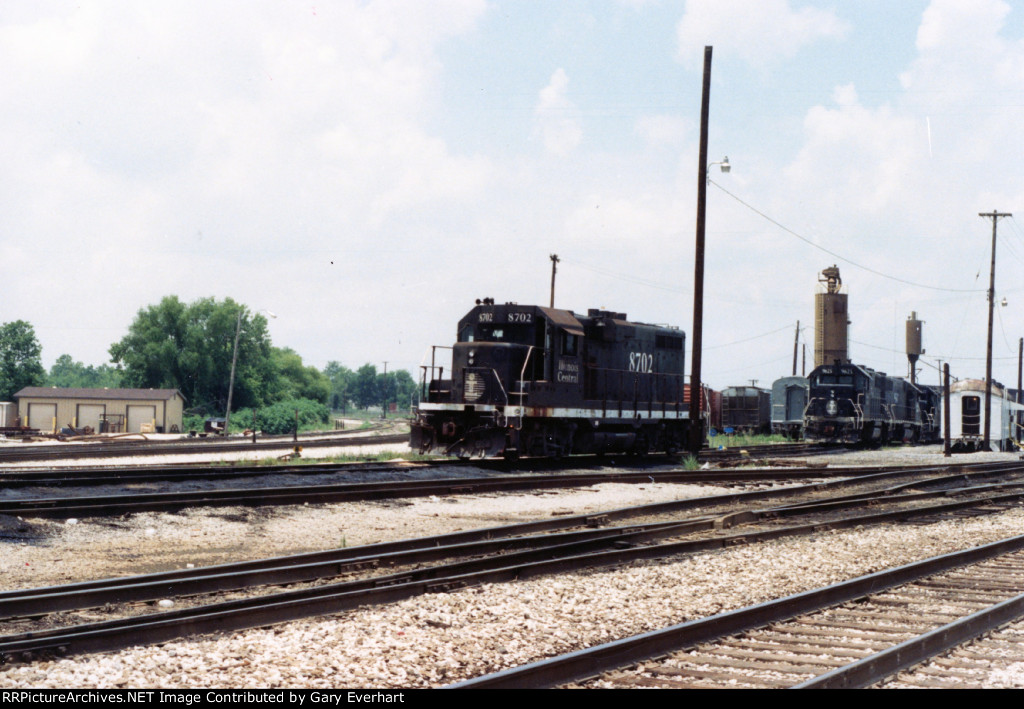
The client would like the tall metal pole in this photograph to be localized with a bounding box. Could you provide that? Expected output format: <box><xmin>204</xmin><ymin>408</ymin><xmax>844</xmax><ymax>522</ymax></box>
<box><xmin>688</xmin><ymin>46</ymin><xmax>712</xmax><ymax>454</ymax></box>
<box><xmin>979</xmin><ymin>210</ymin><xmax>1011</xmax><ymax>449</ymax></box>
<box><xmin>549</xmin><ymin>254</ymin><xmax>560</xmax><ymax>309</ymax></box>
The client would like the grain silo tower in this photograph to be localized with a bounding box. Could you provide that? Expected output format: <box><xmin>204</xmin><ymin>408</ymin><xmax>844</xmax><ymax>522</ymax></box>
<box><xmin>906</xmin><ymin>312</ymin><xmax>924</xmax><ymax>383</ymax></box>
<box><xmin>814</xmin><ymin>265</ymin><xmax>850</xmax><ymax>367</ymax></box>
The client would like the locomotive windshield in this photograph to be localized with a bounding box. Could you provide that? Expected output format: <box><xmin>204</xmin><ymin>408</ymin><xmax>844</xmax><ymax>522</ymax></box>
<box><xmin>814</xmin><ymin>372</ymin><xmax>855</xmax><ymax>386</ymax></box>
<box><xmin>460</xmin><ymin>324</ymin><xmax>536</xmax><ymax>345</ymax></box>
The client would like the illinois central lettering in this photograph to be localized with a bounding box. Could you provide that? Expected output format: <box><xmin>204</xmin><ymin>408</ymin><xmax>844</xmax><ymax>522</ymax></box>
<box><xmin>557</xmin><ymin>358</ymin><xmax>579</xmax><ymax>383</ymax></box>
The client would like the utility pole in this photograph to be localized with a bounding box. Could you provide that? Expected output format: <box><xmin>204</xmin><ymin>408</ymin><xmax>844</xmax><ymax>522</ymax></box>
<box><xmin>1018</xmin><ymin>337</ymin><xmax>1022</xmax><ymax>443</ymax></box>
<box><xmin>688</xmin><ymin>46</ymin><xmax>713</xmax><ymax>455</ymax></box>
<box><xmin>381</xmin><ymin>361</ymin><xmax>388</xmax><ymax>419</ymax></box>
<box><xmin>549</xmin><ymin>254</ymin><xmax>560</xmax><ymax>308</ymax></box>
<box><xmin>224</xmin><ymin>311</ymin><xmax>243</xmax><ymax>437</ymax></box>
<box><xmin>943</xmin><ymin>363</ymin><xmax>951</xmax><ymax>457</ymax></box>
<box><xmin>979</xmin><ymin>210</ymin><xmax>1011</xmax><ymax>449</ymax></box>
<box><xmin>792</xmin><ymin>320</ymin><xmax>800</xmax><ymax>376</ymax></box>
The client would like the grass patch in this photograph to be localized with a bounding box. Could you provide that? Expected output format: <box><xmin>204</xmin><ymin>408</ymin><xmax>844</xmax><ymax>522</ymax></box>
<box><xmin>706</xmin><ymin>432</ymin><xmax>791</xmax><ymax>449</ymax></box>
<box><xmin>679</xmin><ymin>454</ymin><xmax>701</xmax><ymax>470</ymax></box>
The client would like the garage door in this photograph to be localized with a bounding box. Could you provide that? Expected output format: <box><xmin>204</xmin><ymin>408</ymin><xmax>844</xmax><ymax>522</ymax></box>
<box><xmin>76</xmin><ymin>404</ymin><xmax>105</xmax><ymax>431</ymax></box>
<box><xmin>127</xmin><ymin>405</ymin><xmax>157</xmax><ymax>433</ymax></box>
<box><xmin>28</xmin><ymin>403</ymin><xmax>57</xmax><ymax>432</ymax></box>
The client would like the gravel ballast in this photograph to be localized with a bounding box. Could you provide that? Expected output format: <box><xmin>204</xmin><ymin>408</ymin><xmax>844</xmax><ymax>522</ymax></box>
<box><xmin>3</xmin><ymin>445</ymin><xmax>1024</xmax><ymax>688</ymax></box>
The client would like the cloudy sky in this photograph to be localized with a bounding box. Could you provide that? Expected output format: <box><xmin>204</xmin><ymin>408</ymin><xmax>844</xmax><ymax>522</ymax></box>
<box><xmin>3</xmin><ymin>0</ymin><xmax>1024</xmax><ymax>392</ymax></box>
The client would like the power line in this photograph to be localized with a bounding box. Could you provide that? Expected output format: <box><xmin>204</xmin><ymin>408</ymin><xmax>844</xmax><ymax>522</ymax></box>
<box><xmin>706</xmin><ymin>323</ymin><xmax>794</xmax><ymax>350</ymax></box>
<box><xmin>709</xmin><ymin>179</ymin><xmax>984</xmax><ymax>294</ymax></box>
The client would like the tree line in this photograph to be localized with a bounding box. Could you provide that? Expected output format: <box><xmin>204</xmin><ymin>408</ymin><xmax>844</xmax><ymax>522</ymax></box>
<box><xmin>0</xmin><ymin>296</ymin><xmax>419</xmax><ymax>417</ymax></box>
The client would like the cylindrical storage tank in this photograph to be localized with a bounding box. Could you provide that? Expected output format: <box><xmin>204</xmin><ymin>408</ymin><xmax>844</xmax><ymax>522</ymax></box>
<box><xmin>814</xmin><ymin>291</ymin><xmax>849</xmax><ymax>367</ymax></box>
<box><xmin>906</xmin><ymin>312</ymin><xmax>923</xmax><ymax>356</ymax></box>
<box><xmin>906</xmin><ymin>311</ymin><xmax>923</xmax><ymax>382</ymax></box>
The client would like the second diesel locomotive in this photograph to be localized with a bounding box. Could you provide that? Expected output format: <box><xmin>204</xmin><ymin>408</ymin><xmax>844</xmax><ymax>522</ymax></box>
<box><xmin>803</xmin><ymin>362</ymin><xmax>939</xmax><ymax>444</ymax></box>
<box><xmin>411</xmin><ymin>300</ymin><xmax>701</xmax><ymax>458</ymax></box>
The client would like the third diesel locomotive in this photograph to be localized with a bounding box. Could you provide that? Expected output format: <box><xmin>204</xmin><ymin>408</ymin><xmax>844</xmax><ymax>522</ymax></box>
<box><xmin>803</xmin><ymin>362</ymin><xmax>939</xmax><ymax>444</ymax></box>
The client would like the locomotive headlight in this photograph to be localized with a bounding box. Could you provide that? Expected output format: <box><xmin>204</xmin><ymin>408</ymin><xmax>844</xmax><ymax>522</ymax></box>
<box><xmin>826</xmin><ymin>399</ymin><xmax>838</xmax><ymax>416</ymax></box>
<box><xmin>468</xmin><ymin>349</ymin><xmax>476</xmax><ymax>365</ymax></box>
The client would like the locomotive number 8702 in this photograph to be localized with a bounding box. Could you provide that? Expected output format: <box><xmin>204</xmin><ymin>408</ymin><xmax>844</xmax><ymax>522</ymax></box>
<box><xmin>411</xmin><ymin>300</ymin><xmax>702</xmax><ymax>458</ymax></box>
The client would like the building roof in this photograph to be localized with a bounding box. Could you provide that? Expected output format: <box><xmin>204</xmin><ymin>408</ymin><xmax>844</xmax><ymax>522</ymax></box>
<box><xmin>14</xmin><ymin>387</ymin><xmax>185</xmax><ymax>402</ymax></box>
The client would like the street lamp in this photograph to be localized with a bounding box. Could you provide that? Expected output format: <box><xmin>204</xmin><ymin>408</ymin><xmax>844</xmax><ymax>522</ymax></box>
<box><xmin>708</xmin><ymin>156</ymin><xmax>730</xmax><ymax>175</ymax></box>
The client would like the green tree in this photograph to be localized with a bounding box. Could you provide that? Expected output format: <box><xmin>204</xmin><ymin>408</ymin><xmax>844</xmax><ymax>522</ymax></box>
<box><xmin>376</xmin><ymin>371</ymin><xmax>396</xmax><ymax>411</ymax></box>
<box><xmin>323</xmin><ymin>361</ymin><xmax>355</xmax><ymax>411</ymax></box>
<box><xmin>270</xmin><ymin>347</ymin><xmax>331</xmax><ymax>405</ymax></box>
<box><xmin>393</xmin><ymin>369</ymin><xmax>418</xmax><ymax>409</ymax></box>
<box><xmin>0</xmin><ymin>320</ymin><xmax>45</xmax><ymax>400</ymax></box>
<box><xmin>48</xmin><ymin>354</ymin><xmax>123</xmax><ymax>388</ymax></box>
<box><xmin>353</xmin><ymin>364</ymin><xmax>378</xmax><ymax>410</ymax></box>
<box><xmin>109</xmin><ymin>296</ymin><xmax>275</xmax><ymax>413</ymax></box>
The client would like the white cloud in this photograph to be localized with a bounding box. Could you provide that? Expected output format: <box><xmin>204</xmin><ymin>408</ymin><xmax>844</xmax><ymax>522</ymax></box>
<box><xmin>785</xmin><ymin>84</ymin><xmax>920</xmax><ymax>214</ymax></box>
<box><xmin>0</xmin><ymin>0</ymin><xmax>492</xmax><ymax>368</ymax></box>
<box><xmin>676</xmin><ymin>0</ymin><xmax>848</xmax><ymax>67</ymax></box>
<box><xmin>635</xmin><ymin>114</ymin><xmax>689</xmax><ymax>147</ymax></box>
<box><xmin>533</xmin><ymin>68</ymin><xmax>583</xmax><ymax>156</ymax></box>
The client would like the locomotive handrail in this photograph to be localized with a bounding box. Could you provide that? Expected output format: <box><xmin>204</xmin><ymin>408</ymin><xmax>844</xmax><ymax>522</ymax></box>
<box><xmin>420</xmin><ymin>345</ymin><xmax>455</xmax><ymax>402</ymax></box>
<box><xmin>486</xmin><ymin>367</ymin><xmax>509</xmax><ymax>405</ymax></box>
<box><xmin>513</xmin><ymin>346</ymin><xmax>535</xmax><ymax>406</ymax></box>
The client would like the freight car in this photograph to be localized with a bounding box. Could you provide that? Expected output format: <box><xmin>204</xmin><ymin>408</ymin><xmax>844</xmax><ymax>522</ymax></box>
<box><xmin>770</xmin><ymin>376</ymin><xmax>808</xmax><ymax>439</ymax></box>
<box><xmin>411</xmin><ymin>300</ymin><xmax>702</xmax><ymax>458</ymax></box>
<box><xmin>720</xmin><ymin>386</ymin><xmax>771</xmax><ymax>434</ymax></box>
<box><xmin>804</xmin><ymin>362</ymin><xmax>939</xmax><ymax>444</ymax></box>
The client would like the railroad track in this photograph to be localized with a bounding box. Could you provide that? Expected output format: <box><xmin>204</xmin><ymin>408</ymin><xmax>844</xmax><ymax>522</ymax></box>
<box><xmin>3</xmin><ymin>461</ymin><xmax>1020</xmax><ymax>519</ymax></box>
<box><xmin>453</xmin><ymin>535</ymin><xmax>1024</xmax><ymax>689</ymax></box>
<box><xmin>0</xmin><ymin>429</ymin><xmax>406</xmax><ymax>464</ymax></box>
<box><xmin>5</xmin><ymin>462</ymin><xmax>1024</xmax><ymax>666</ymax></box>
<box><xmin>0</xmin><ymin>439</ymin><xmax>825</xmax><ymax>488</ymax></box>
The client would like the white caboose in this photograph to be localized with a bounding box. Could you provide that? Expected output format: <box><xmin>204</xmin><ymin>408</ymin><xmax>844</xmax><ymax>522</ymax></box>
<box><xmin>943</xmin><ymin>379</ymin><xmax>1024</xmax><ymax>452</ymax></box>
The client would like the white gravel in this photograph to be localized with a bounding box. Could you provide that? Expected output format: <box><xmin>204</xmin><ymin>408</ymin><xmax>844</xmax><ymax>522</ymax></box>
<box><xmin>2</xmin><ymin>445</ymin><xmax>1024</xmax><ymax>688</ymax></box>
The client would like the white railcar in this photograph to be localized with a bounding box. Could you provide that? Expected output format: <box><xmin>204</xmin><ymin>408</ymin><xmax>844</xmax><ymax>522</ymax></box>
<box><xmin>943</xmin><ymin>379</ymin><xmax>1024</xmax><ymax>452</ymax></box>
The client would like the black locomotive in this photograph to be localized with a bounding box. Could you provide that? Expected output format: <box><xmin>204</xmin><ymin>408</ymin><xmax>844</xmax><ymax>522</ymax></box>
<box><xmin>804</xmin><ymin>362</ymin><xmax>939</xmax><ymax>444</ymax></box>
<box><xmin>411</xmin><ymin>300</ymin><xmax>698</xmax><ymax>458</ymax></box>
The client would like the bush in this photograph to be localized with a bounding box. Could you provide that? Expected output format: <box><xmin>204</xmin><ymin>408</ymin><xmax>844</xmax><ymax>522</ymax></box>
<box><xmin>234</xmin><ymin>398</ymin><xmax>331</xmax><ymax>435</ymax></box>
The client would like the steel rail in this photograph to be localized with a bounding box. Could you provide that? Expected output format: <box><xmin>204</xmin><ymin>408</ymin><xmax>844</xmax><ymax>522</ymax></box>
<box><xmin>794</xmin><ymin>591</ymin><xmax>1024</xmax><ymax>688</ymax></box>
<box><xmin>0</xmin><ymin>431</ymin><xmax>408</xmax><ymax>464</ymax></box>
<box><xmin>448</xmin><ymin>534</ymin><xmax>1024</xmax><ymax>688</ymax></box>
<box><xmin>2</xmin><ymin>464</ymin><xmax>1016</xmax><ymax>618</ymax></box>
<box><xmin>5</xmin><ymin>484</ymin><xmax>1024</xmax><ymax>664</ymax></box>
<box><xmin>6</xmin><ymin>461</ymin><xmax>1023</xmax><ymax>519</ymax></box>
<box><xmin>0</xmin><ymin>519</ymin><xmax>694</xmax><ymax>621</ymax></box>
